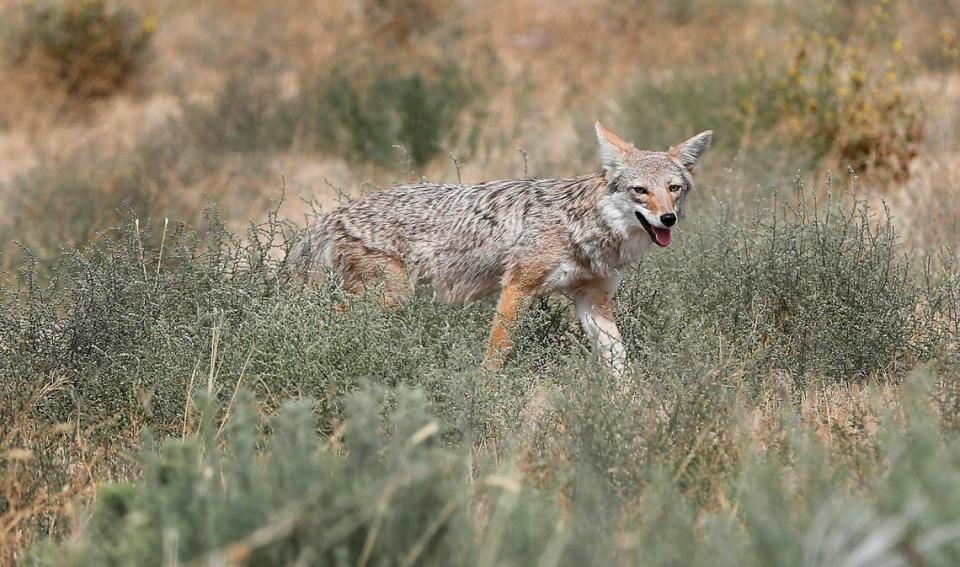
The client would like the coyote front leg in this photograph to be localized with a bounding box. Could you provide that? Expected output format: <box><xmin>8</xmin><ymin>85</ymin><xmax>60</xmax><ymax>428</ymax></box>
<box><xmin>572</xmin><ymin>278</ymin><xmax>626</xmax><ymax>375</ymax></box>
<box><xmin>484</xmin><ymin>276</ymin><xmax>537</xmax><ymax>370</ymax></box>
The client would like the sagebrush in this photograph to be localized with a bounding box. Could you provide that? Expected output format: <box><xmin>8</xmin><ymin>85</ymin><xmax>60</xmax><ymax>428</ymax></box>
<box><xmin>3</xmin><ymin>179</ymin><xmax>960</xmax><ymax>562</ymax></box>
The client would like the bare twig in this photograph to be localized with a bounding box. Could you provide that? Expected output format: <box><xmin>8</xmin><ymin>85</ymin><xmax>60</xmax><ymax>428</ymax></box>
<box><xmin>517</xmin><ymin>147</ymin><xmax>530</xmax><ymax>178</ymax></box>
<box><xmin>155</xmin><ymin>217</ymin><xmax>168</xmax><ymax>292</ymax></box>
<box><xmin>400</xmin><ymin>499</ymin><xmax>460</xmax><ymax>567</ymax></box>
<box><xmin>183</xmin><ymin>358</ymin><xmax>200</xmax><ymax>438</ymax></box>
<box><xmin>393</xmin><ymin>144</ymin><xmax>414</xmax><ymax>179</ymax></box>
<box><xmin>449</xmin><ymin>152</ymin><xmax>463</xmax><ymax>184</ymax></box>
<box><xmin>216</xmin><ymin>346</ymin><xmax>256</xmax><ymax>439</ymax></box>
<box><xmin>134</xmin><ymin>218</ymin><xmax>147</xmax><ymax>279</ymax></box>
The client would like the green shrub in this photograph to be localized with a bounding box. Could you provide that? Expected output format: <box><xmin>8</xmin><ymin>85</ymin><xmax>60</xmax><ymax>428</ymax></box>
<box><xmin>0</xmin><ymin>124</ymin><xmax>215</xmax><ymax>271</ymax></box>
<box><xmin>617</xmin><ymin>70</ymin><xmax>820</xmax><ymax>187</ymax></box>
<box><xmin>543</xmin><ymin>354</ymin><xmax>741</xmax><ymax>502</ymax></box>
<box><xmin>3</xmin><ymin>183</ymin><xmax>960</xmax><ymax>563</ymax></box>
<box><xmin>188</xmin><ymin>58</ymin><xmax>480</xmax><ymax>169</ymax></box>
<box><xmin>4</xmin><ymin>0</ymin><xmax>153</xmax><ymax>97</ymax></box>
<box><xmin>361</xmin><ymin>0</ymin><xmax>457</xmax><ymax>44</ymax></box>
<box><xmin>0</xmin><ymin>179</ymin><xmax>941</xmax><ymax>435</ymax></box>
<box><xmin>27</xmin><ymin>387</ymin><xmax>557</xmax><ymax>566</ymax></box>
<box><xmin>0</xmin><ymin>199</ymin><xmax>527</xmax><ymax>437</ymax></box>
<box><xmin>28</xmin><ymin>377</ymin><xmax>960</xmax><ymax>566</ymax></box>
<box><xmin>306</xmin><ymin>60</ymin><xmax>478</xmax><ymax>168</ymax></box>
<box><xmin>618</xmin><ymin>187</ymin><xmax>930</xmax><ymax>381</ymax></box>
<box><xmin>619</xmin><ymin>3</ymin><xmax>924</xmax><ymax>181</ymax></box>
<box><xmin>186</xmin><ymin>69</ymin><xmax>299</xmax><ymax>154</ymax></box>
<box><xmin>620</xmin><ymin>72</ymin><xmax>772</xmax><ymax>157</ymax></box>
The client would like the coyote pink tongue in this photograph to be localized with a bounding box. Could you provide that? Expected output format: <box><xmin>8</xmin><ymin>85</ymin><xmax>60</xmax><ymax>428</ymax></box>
<box><xmin>651</xmin><ymin>226</ymin><xmax>672</xmax><ymax>247</ymax></box>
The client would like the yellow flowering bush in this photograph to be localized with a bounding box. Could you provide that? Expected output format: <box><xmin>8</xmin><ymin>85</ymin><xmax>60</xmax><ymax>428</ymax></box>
<box><xmin>771</xmin><ymin>3</ymin><xmax>923</xmax><ymax>180</ymax></box>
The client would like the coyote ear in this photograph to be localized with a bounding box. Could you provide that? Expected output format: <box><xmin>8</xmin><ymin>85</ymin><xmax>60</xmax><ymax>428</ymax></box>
<box><xmin>669</xmin><ymin>130</ymin><xmax>713</xmax><ymax>172</ymax></box>
<box><xmin>595</xmin><ymin>121</ymin><xmax>633</xmax><ymax>174</ymax></box>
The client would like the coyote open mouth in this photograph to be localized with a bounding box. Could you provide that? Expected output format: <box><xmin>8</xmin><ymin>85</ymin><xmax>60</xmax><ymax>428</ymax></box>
<box><xmin>635</xmin><ymin>211</ymin><xmax>672</xmax><ymax>247</ymax></box>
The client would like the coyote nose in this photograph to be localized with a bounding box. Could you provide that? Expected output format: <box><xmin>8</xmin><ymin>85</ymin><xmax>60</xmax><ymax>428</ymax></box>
<box><xmin>660</xmin><ymin>213</ymin><xmax>677</xmax><ymax>227</ymax></box>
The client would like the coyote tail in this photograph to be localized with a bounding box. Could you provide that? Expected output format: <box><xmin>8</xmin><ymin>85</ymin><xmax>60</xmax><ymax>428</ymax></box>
<box><xmin>291</xmin><ymin>217</ymin><xmax>332</xmax><ymax>278</ymax></box>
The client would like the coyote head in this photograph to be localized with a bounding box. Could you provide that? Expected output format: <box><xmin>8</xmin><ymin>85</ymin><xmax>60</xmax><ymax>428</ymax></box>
<box><xmin>595</xmin><ymin>122</ymin><xmax>712</xmax><ymax>248</ymax></box>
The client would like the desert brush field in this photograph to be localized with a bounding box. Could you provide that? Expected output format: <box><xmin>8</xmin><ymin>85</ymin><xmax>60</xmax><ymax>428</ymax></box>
<box><xmin>2</xmin><ymin>0</ymin><xmax>960</xmax><ymax>565</ymax></box>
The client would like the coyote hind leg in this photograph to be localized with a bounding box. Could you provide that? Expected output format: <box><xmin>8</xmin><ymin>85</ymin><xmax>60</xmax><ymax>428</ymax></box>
<box><xmin>341</xmin><ymin>253</ymin><xmax>412</xmax><ymax>308</ymax></box>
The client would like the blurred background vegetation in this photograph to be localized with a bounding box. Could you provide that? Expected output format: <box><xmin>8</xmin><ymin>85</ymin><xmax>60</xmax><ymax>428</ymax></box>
<box><xmin>2</xmin><ymin>0</ymin><xmax>960</xmax><ymax>564</ymax></box>
<box><xmin>0</xmin><ymin>0</ymin><xmax>957</xmax><ymax>267</ymax></box>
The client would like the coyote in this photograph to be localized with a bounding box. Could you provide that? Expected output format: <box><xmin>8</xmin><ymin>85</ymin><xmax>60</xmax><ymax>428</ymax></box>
<box><xmin>295</xmin><ymin>122</ymin><xmax>712</xmax><ymax>373</ymax></box>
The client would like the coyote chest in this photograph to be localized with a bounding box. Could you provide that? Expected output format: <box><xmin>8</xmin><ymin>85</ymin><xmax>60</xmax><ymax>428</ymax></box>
<box><xmin>295</xmin><ymin>122</ymin><xmax>712</xmax><ymax>373</ymax></box>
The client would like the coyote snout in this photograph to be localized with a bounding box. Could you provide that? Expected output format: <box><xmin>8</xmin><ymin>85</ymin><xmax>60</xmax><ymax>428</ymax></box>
<box><xmin>295</xmin><ymin>121</ymin><xmax>712</xmax><ymax>374</ymax></box>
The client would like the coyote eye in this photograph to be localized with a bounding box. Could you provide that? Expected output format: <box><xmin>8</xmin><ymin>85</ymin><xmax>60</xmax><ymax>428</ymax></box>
<box><xmin>669</xmin><ymin>184</ymin><xmax>683</xmax><ymax>193</ymax></box>
<box><xmin>632</xmin><ymin>186</ymin><xmax>648</xmax><ymax>195</ymax></box>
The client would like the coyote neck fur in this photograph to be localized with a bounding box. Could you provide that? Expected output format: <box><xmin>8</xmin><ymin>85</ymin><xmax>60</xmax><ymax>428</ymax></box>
<box><xmin>537</xmin><ymin>171</ymin><xmax>649</xmax><ymax>278</ymax></box>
